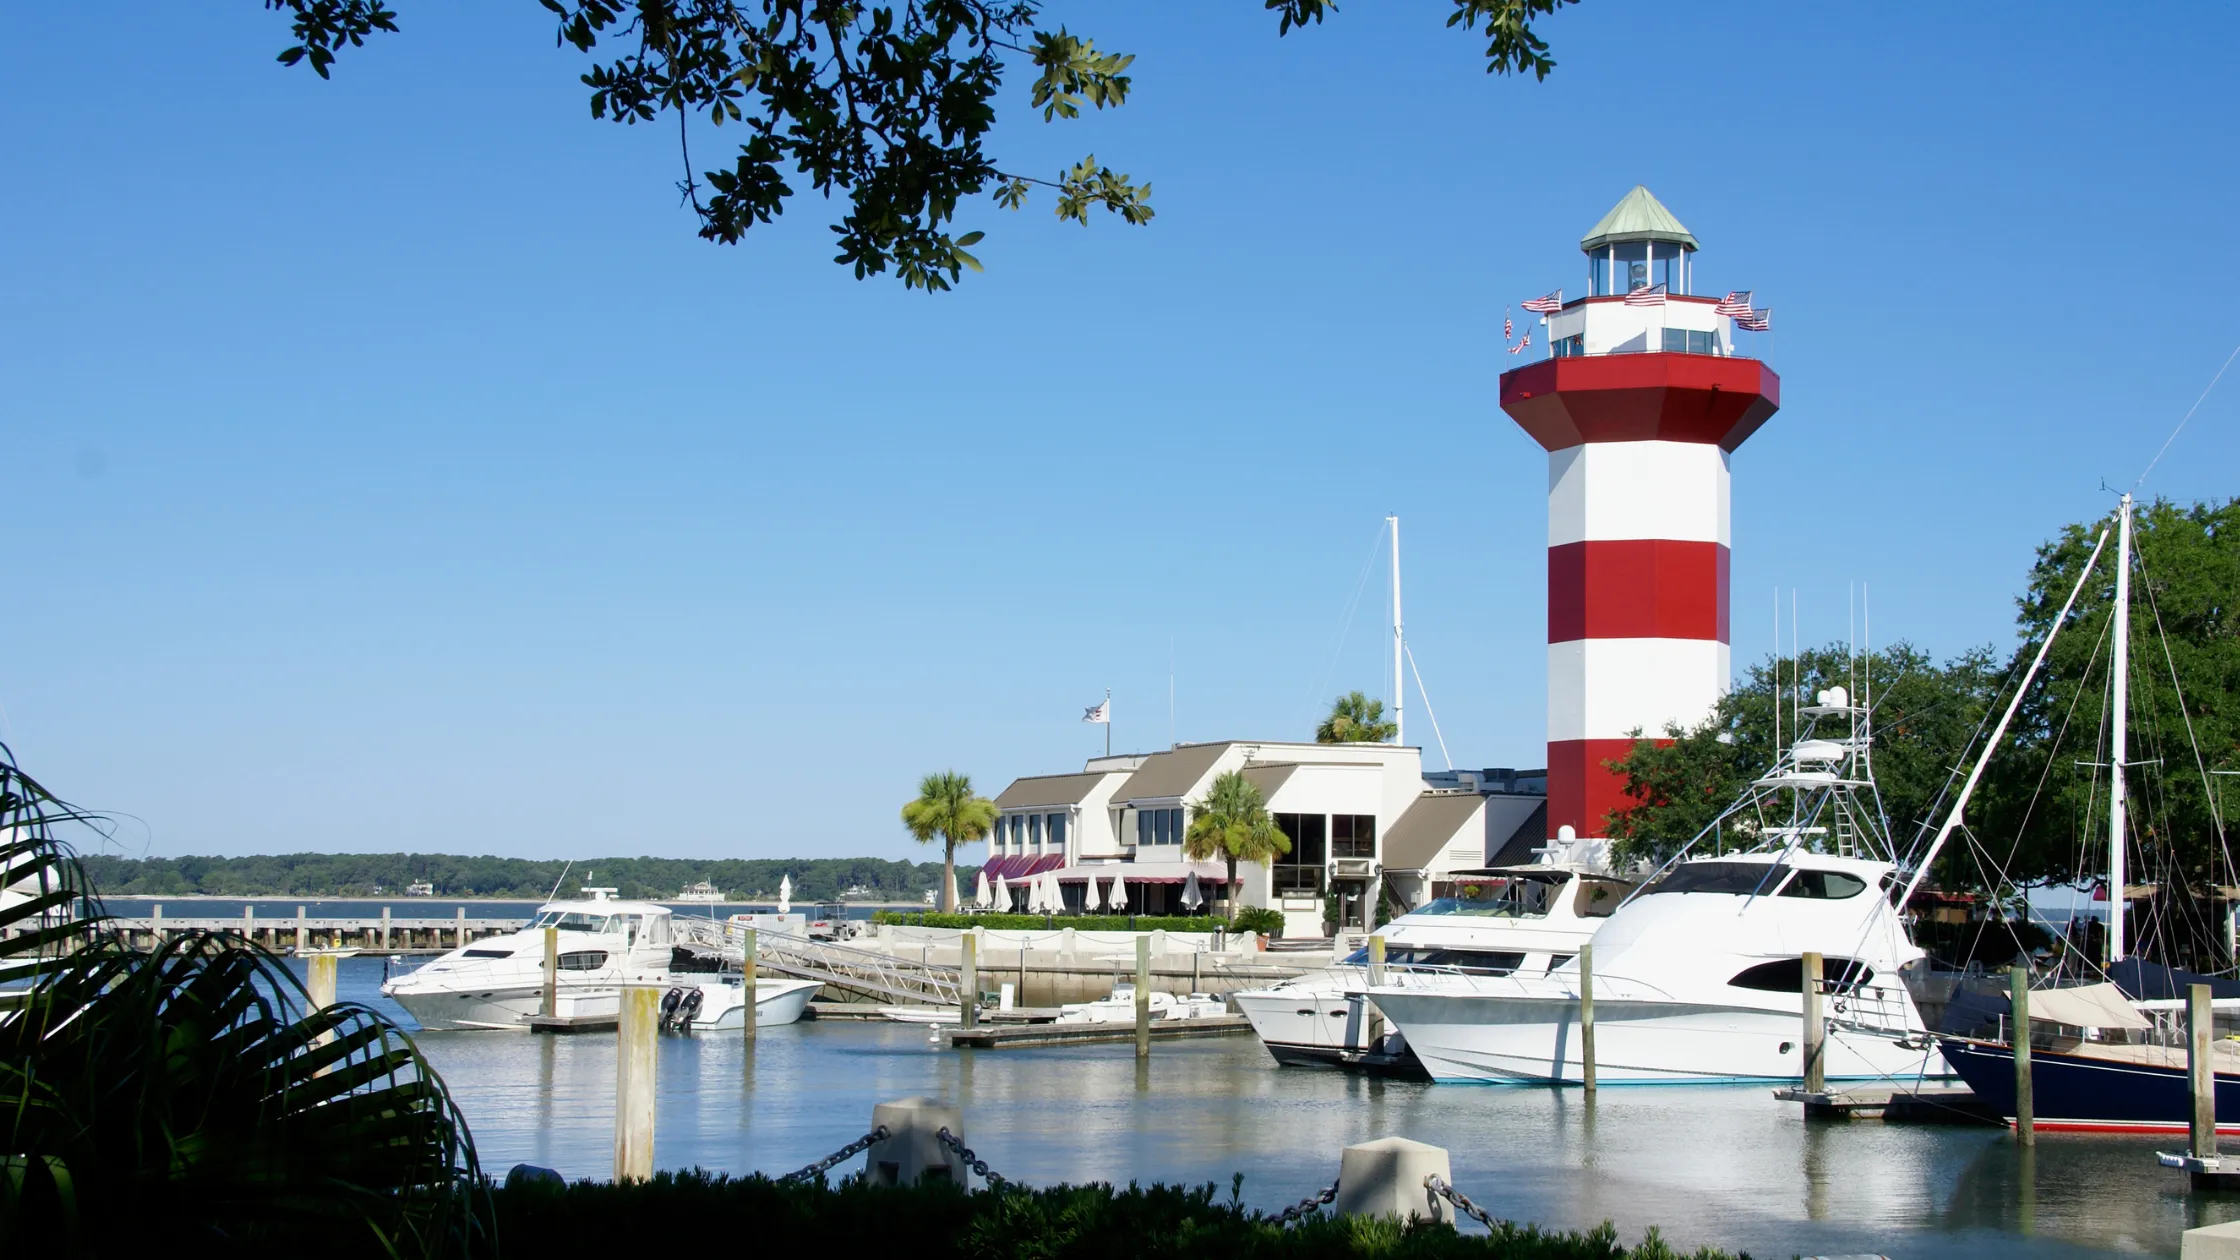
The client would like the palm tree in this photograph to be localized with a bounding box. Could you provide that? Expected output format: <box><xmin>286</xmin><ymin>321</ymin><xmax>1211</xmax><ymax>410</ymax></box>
<box><xmin>1315</xmin><ymin>690</ymin><xmax>1397</xmax><ymax>743</ymax></box>
<box><xmin>900</xmin><ymin>771</ymin><xmax>998</xmax><ymax>913</ymax></box>
<box><xmin>1181</xmin><ymin>771</ymin><xmax>1290</xmax><ymax>918</ymax></box>
<box><xmin>0</xmin><ymin>744</ymin><xmax>487</xmax><ymax>1254</ymax></box>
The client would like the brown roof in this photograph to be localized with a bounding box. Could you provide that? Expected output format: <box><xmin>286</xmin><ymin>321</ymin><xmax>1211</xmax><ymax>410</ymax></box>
<box><xmin>1381</xmin><ymin>793</ymin><xmax>1488</xmax><ymax>871</ymax></box>
<box><xmin>1240</xmin><ymin>764</ymin><xmax>1298</xmax><ymax>800</ymax></box>
<box><xmin>995</xmin><ymin>771</ymin><xmax>1116</xmax><ymax>811</ymax></box>
<box><xmin>1110</xmin><ymin>743</ymin><xmax>1231</xmax><ymax>805</ymax></box>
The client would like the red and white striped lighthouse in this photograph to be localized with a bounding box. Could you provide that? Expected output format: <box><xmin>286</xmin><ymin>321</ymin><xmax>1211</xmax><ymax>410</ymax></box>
<box><xmin>1499</xmin><ymin>187</ymin><xmax>1780</xmax><ymax>839</ymax></box>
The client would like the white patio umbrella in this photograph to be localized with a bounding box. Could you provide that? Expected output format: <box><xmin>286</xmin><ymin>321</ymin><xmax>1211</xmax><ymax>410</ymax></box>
<box><xmin>1043</xmin><ymin>870</ymin><xmax>1064</xmax><ymax>915</ymax></box>
<box><xmin>994</xmin><ymin>873</ymin><xmax>1011</xmax><ymax>911</ymax></box>
<box><xmin>1108</xmin><ymin>872</ymin><xmax>1128</xmax><ymax>911</ymax></box>
<box><xmin>1084</xmin><ymin>874</ymin><xmax>1104</xmax><ymax>912</ymax></box>
<box><xmin>974</xmin><ymin>870</ymin><xmax>993</xmax><ymax>910</ymax></box>
<box><xmin>948</xmin><ymin>868</ymin><xmax>963</xmax><ymax>913</ymax></box>
<box><xmin>1180</xmin><ymin>870</ymin><xmax>1203</xmax><ymax>911</ymax></box>
<box><xmin>777</xmin><ymin>873</ymin><xmax>793</xmax><ymax>915</ymax></box>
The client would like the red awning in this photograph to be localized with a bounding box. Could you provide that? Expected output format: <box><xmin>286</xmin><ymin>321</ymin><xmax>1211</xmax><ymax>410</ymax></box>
<box><xmin>1053</xmin><ymin>864</ymin><xmax>1235</xmax><ymax>886</ymax></box>
<box><xmin>980</xmin><ymin>854</ymin><xmax>1064</xmax><ymax>881</ymax></box>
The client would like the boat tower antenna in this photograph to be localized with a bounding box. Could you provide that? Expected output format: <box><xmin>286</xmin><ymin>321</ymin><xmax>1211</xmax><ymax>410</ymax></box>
<box><xmin>1389</xmin><ymin>513</ymin><xmax>1404</xmax><ymax>747</ymax></box>
<box><xmin>546</xmin><ymin>859</ymin><xmax>574</xmax><ymax>903</ymax></box>
<box><xmin>2109</xmin><ymin>492</ymin><xmax>2134</xmax><ymax>963</ymax></box>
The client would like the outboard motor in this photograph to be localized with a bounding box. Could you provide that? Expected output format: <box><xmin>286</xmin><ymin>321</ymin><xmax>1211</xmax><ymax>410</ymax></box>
<box><xmin>674</xmin><ymin>986</ymin><xmax>705</xmax><ymax>1032</ymax></box>
<box><xmin>658</xmin><ymin>985</ymin><xmax>687</xmax><ymax>1032</ymax></box>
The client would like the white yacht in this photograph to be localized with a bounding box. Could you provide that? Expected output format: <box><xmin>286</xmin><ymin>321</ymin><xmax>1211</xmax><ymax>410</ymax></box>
<box><xmin>1232</xmin><ymin>860</ymin><xmax>1632</xmax><ymax>1070</ymax></box>
<box><xmin>382</xmin><ymin>887</ymin><xmax>816</xmax><ymax>1031</ymax></box>
<box><xmin>1368</xmin><ymin>688</ymin><xmax>1948</xmax><ymax>1086</ymax></box>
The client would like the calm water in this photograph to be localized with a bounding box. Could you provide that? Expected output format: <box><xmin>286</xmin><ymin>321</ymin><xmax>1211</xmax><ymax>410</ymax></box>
<box><xmin>109</xmin><ymin>898</ymin><xmax>887</xmax><ymax>920</ymax></box>
<box><xmin>315</xmin><ymin>958</ymin><xmax>2231</xmax><ymax>1259</ymax></box>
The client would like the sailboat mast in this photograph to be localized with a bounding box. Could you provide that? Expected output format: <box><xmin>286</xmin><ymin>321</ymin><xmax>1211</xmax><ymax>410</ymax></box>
<box><xmin>2109</xmin><ymin>493</ymin><xmax>2134</xmax><ymax>963</ymax></box>
<box><xmin>1389</xmin><ymin>514</ymin><xmax>1404</xmax><ymax>747</ymax></box>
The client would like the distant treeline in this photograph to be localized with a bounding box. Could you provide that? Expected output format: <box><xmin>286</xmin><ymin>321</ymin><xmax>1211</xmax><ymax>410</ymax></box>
<box><xmin>77</xmin><ymin>853</ymin><xmax>973</xmax><ymax>902</ymax></box>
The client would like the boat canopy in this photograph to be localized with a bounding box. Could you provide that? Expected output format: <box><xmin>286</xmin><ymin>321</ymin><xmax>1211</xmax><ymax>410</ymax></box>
<box><xmin>2027</xmin><ymin>982</ymin><xmax>2151</xmax><ymax>1031</ymax></box>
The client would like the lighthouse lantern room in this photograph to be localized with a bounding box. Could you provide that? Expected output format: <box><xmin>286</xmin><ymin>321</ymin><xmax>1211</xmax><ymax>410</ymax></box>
<box><xmin>1500</xmin><ymin>186</ymin><xmax>1781</xmax><ymax>843</ymax></box>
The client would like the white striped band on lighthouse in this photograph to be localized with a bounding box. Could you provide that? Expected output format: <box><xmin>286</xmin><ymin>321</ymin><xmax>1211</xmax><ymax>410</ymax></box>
<box><xmin>1499</xmin><ymin>187</ymin><xmax>1780</xmax><ymax>840</ymax></box>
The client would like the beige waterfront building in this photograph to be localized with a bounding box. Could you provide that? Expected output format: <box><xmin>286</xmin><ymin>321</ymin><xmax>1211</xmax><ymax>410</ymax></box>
<box><xmin>983</xmin><ymin>741</ymin><xmax>1548</xmax><ymax>938</ymax></box>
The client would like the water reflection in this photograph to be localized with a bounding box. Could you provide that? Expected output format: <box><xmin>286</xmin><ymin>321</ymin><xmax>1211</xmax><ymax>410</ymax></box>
<box><xmin>318</xmin><ymin>958</ymin><xmax>2235</xmax><ymax>1259</ymax></box>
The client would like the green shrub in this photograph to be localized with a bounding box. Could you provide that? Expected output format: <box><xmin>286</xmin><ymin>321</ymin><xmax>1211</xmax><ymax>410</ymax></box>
<box><xmin>1229</xmin><ymin>906</ymin><xmax>1286</xmax><ymax>935</ymax></box>
<box><xmin>488</xmin><ymin>1169</ymin><xmax>1743</xmax><ymax>1259</ymax></box>
<box><xmin>871</xmin><ymin>912</ymin><xmax>1224</xmax><ymax>932</ymax></box>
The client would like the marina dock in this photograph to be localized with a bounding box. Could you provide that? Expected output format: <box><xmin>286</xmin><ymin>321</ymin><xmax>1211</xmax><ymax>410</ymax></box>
<box><xmin>944</xmin><ymin>1014</ymin><xmax>1252</xmax><ymax>1048</ymax></box>
<box><xmin>111</xmin><ymin>909</ymin><xmax>519</xmax><ymax>954</ymax></box>
<box><xmin>1773</xmin><ymin>1085</ymin><xmax>2004</xmax><ymax>1125</ymax></box>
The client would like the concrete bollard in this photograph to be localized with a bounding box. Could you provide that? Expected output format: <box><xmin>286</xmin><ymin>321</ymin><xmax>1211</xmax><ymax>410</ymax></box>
<box><xmin>1135</xmin><ymin>935</ymin><xmax>1152</xmax><ymax>1059</ymax></box>
<box><xmin>2183</xmin><ymin>1220</ymin><xmax>2240</xmax><ymax>1258</ymax></box>
<box><xmin>866</xmin><ymin>1098</ymin><xmax>967</xmax><ymax>1187</ymax></box>
<box><xmin>1802</xmin><ymin>951</ymin><xmax>1825</xmax><ymax>1094</ymax></box>
<box><xmin>615</xmin><ymin>986</ymin><xmax>658</xmax><ymax>1182</ymax></box>
<box><xmin>2011</xmin><ymin>965</ymin><xmax>2035</xmax><ymax>1145</ymax></box>
<box><xmin>1332</xmin><ymin>1137</ymin><xmax>1453</xmax><ymax>1224</ymax></box>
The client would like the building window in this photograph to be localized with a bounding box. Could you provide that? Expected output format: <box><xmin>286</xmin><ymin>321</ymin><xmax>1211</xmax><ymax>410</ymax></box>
<box><xmin>1332</xmin><ymin>814</ymin><xmax>1376</xmax><ymax>859</ymax></box>
<box><xmin>1553</xmin><ymin>334</ymin><xmax>1585</xmax><ymax>358</ymax></box>
<box><xmin>1271</xmin><ymin>813</ymin><xmax>1327</xmax><ymax>894</ymax></box>
<box><xmin>1135</xmin><ymin>807</ymin><xmax>1183</xmax><ymax>846</ymax></box>
<box><xmin>1662</xmin><ymin>328</ymin><xmax>1720</xmax><ymax>355</ymax></box>
<box><xmin>1048</xmin><ymin>812</ymin><xmax>1067</xmax><ymax>853</ymax></box>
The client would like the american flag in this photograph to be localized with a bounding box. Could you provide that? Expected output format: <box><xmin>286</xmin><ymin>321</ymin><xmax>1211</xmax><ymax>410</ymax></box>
<box><xmin>1715</xmin><ymin>290</ymin><xmax>1755</xmax><ymax>318</ymax></box>
<box><xmin>1623</xmin><ymin>283</ymin><xmax>1667</xmax><ymax>307</ymax></box>
<box><xmin>1508</xmin><ymin>332</ymin><xmax>1531</xmax><ymax>355</ymax></box>
<box><xmin>1521</xmin><ymin>290</ymin><xmax>1563</xmax><ymax>314</ymax></box>
<box><xmin>1736</xmin><ymin>308</ymin><xmax>1771</xmax><ymax>332</ymax></box>
<box><xmin>1503</xmin><ymin>311</ymin><xmax>1513</xmax><ymax>340</ymax></box>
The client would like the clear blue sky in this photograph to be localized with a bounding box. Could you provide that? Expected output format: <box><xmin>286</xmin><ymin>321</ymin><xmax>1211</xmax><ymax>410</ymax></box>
<box><xmin>5</xmin><ymin>5</ymin><xmax>2236</xmax><ymax>863</ymax></box>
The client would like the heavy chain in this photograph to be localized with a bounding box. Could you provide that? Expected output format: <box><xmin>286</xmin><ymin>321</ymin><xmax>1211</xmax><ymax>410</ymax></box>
<box><xmin>1423</xmin><ymin>1174</ymin><xmax>1497</xmax><ymax>1229</ymax></box>
<box><xmin>1272</xmin><ymin>1180</ymin><xmax>1339</xmax><ymax>1224</ymax></box>
<box><xmin>935</xmin><ymin>1126</ymin><xmax>1010</xmax><ymax>1188</ymax></box>
<box><xmin>778</xmin><ymin>1124</ymin><xmax>890</xmax><ymax>1184</ymax></box>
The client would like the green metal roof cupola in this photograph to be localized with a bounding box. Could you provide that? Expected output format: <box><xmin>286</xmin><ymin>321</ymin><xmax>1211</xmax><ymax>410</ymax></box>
<box><xmin>1579</xmin><ymin>185</ymin><xmax>1698</xmax><ymax>253</ymax></box>
<box><xmin>1581</xmin><ymin>186</ymin><xmax>1698</xmax><ymax>297</ymax></box>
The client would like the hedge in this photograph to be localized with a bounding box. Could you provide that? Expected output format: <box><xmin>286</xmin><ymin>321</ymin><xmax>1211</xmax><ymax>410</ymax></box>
<box><xmin>490</xmin><ymin>1169</ymin><xmax>1742</xmax><ymax>1259</ymax></box>
<box><xmin>872</xmin><ymin>911</ymin><xmax>1229</xmax><ymax>932</ymax></box>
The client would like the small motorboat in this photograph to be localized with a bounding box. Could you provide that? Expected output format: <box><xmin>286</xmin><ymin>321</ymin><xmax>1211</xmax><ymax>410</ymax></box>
<box><xmin>655</xmin><ymin>975</ymin><xmax>821</xmax><ymax>1032</ymax></box>
<box><xmin>1055</xmin><ymin>984</ymin><xmax>1228</xmax><ymax>1024</ymax></box>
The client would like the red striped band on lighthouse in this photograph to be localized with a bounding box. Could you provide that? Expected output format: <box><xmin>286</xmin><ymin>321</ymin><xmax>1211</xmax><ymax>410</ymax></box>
<box><xmin>1546</xmin><ymin>440</ymin><xmax>1731</xmax><ymax>836</ymax></box>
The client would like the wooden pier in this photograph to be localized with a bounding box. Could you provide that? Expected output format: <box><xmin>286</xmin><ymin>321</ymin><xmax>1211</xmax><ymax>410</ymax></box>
<box><xmin>108</xmin><ymin>907</ymin><xmax>521</xmax><ymax>955</ymax></box>
<box><xmin>1774</xmin><ymin>1085</ymin><xmax>2004</xmax><ymax>1125</ymax></box>
<box><xmin>944</xmin><ymin>1014</ymin><xmax>1251</xmax><ymax>1049</ymax></box>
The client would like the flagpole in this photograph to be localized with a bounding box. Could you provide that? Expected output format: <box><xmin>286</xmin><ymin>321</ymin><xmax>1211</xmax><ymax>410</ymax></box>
<box><xmin>1105</xmin><ymin>688</ymin><xmax>1112</xmax><ymax>757</ymax></box>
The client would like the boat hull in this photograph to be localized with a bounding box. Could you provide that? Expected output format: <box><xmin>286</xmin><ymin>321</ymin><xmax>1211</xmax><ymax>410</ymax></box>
<box><xmin>1940</xmin><ymin>1036</ymin><xmax>2240</xmax><ymax>1134</ymax></box>
<box><xmin>684</xmin><ymin>979</ymin><xmax>819</xmax><ymax>1030</ymax></box>
<box><xmin>391</xmin><ymin>985</ymin><xmax>556</xmax><ymax>1031</ymax></box>
<box><xmin>1374</xmin><ymin>989</ymin><xmax>1948</xmax><ymax>1084</ymax></box>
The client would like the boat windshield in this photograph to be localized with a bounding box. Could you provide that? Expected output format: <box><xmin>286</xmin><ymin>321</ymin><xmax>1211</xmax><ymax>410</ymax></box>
<box><xmin>1645</xmin><ymin>861</ymin><xmax>1792</xmax><ymax>897</ymax></box>
<box><xmin>1415</xmin><ymin>877</ymin><xmax>1563</xmax><ymax>919</ymax></box>
<box><xmin>530</xmin><ymin>910</ymin><xmax>616</xmax><ymax>933</ymax></box>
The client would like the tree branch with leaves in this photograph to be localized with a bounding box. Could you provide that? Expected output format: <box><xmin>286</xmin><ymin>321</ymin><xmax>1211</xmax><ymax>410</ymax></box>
<box><xmin>265</xmin><ymin>0</ymin><xmax>1580</xmax><ymax>290</ymax></box>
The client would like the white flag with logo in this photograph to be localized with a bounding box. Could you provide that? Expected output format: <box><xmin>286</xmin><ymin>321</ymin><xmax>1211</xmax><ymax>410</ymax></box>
<box><xmin>1083</xmin><ymin>699</ymin><xmax>1110</xmax><ymax>724</ymax></box>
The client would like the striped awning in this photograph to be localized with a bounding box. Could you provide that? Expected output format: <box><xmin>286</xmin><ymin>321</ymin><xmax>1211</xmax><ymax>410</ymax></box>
<box><xmin>1054</xmin><ymin>863</ymin><xmax>1235</xmax><ymax>887</ymax></box>
<box><xmin>979</xmin><ymin>854</ymin><xmax>1064</xmax><ymax>881</ymax></box>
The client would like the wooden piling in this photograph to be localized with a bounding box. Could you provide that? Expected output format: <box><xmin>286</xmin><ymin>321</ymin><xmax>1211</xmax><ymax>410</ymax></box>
<box><xmin>307</xmin><ymin>952</ymin><xmax>338</xmax><ymax>1011</ymax></box>
<box><xmin>243</xmin><ymin>903</ymin><xmax>254</xmax><ymax>940</ymax></box>
<box><xmin>615</xmin><ymin>986</ymin><xmax>658</xmax><ymax>1182</ymax></box>
<box><xmin>295</xmin><ymin>906</ymin><xmax>307</xmax><ymax>954</ymax></box>
<box><xmin>380</xmin><ymin>905</ymin><xmax>392</xmax><ymax>950</ymax></box>
<box><xmin>152</xmin><ymin>903</ymin><xmax>162</xmax><ymax>946</ymax></box>
<box><xmin>960</xmin><ymin>931</ymin><xmax>979</xmax><ymax>1029</ymax></box>
<box><xmin>1368</xmin><ymin>934</ymin><xmax>1387</xmax><ymax>986</ymax></box>
<box><xmin>1802</xmin><ymin>951</ymin><xmax>1825</xmax><ymax>1094</ymax></box>
<box><xmin>542</xmin><ymin>926</ymin><xmax>560</xmax><ymax>1019</ymax></box>
<box><xmin>1580</xmin><ymin>941</ymin><xmax>1597</xmax><ymax>1093</ymax></box>
<box><xmin>1135</xmin><ymin>936</ymin><xmax>1151</xmax><ymax>1060</ymax></box>
<box><xmin>743</xmin><ymin>928</ymin><xmax>758</xmax><ymax>1044</ymax></box>
<box><xmin>456</xmin><ymin>906</ymin><xmax>467</xmax><ymax>949</ymax></box>
<box><xmin>2191</xmin><ymin>982</ymin><xmax>2217</xmax><ymax>1160</ymax></box>
<box><xmin>2011</xmin><ymin>965</ymin><xmax>2035</xmax><ymax>1145</ymax></box>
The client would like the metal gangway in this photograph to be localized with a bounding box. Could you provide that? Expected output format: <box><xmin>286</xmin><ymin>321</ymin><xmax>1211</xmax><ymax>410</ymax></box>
<box><xmin>669</xmin><ymin>919</ymin><xmax>963</xmax><ymax>1008</ymax></box>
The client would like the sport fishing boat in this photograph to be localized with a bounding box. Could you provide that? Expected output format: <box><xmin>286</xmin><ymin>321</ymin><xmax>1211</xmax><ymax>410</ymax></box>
<box><xmin>654</xmin><ymin>973</ymin><xmax>822</xmax><ymax>1032</ymax></box>
<box><xmin>383</xmin><ymin>887</ymin><xmax>815</xmax><ymax>1030</ymax></box>
<box><xmin>1367</xmin><ymin>687</ymin><xmax>1948</xmax><ymax>1085</ymax></box>
<box><xmin>1231</xmin><ymin>858</ymin><xmax>1632</xmax><ymax>1072</ymax></box>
